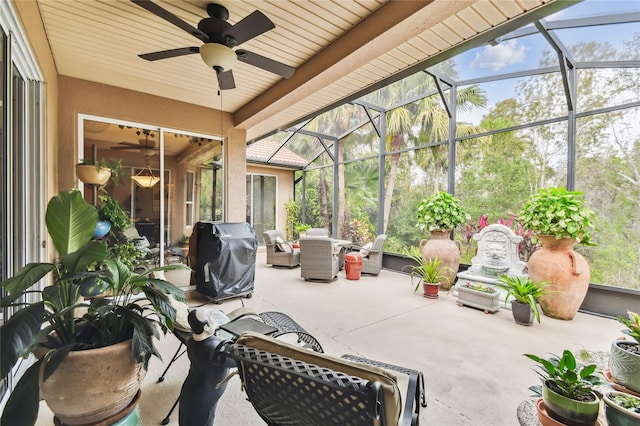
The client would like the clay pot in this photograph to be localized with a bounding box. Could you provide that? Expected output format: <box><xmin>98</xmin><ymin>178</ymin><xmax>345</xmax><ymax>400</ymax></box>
<box><xmin>420</xmin><ymin>230</ymin><xmax>460</xmax><ymax>290</ymax></box>
<box><xmin>76</xmin><ymin>164</ymin><xmax>111</xmax><ymax>186</ymax></box>
<box><xmin>528</xmin><ymin>235</ymin><xmax>590</xmax><ymax>320</ymax></box>
<box><xmin>422</xmin><ymin>282</ymin><xmax>439</xmax><ymax>299</ymax></box>
<box><xmin>39</xmin><ymin>339</ymin><xmax>145</xmax><ymax>425</ymax></box>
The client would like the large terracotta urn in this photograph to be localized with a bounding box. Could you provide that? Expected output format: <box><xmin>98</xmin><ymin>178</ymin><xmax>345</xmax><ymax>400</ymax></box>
<box><xmin>528</xmin><ymin>235</ymin><xmax>590</xmax><ymax>320</ymax></box>
<box><xmin>420</xmin><ymin>230</ymin><xmax>460</xmax><ymax>290</ymax></box>
<box><xmin>39</xmin><ymin>339</ymin><xmax>145</xmax><ymax>425</ymax></box>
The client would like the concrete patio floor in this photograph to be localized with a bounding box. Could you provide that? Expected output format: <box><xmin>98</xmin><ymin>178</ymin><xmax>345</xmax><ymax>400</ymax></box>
<box><xmin>35</xmin><ymin>248</ymin><xmax>626</xmax><ymax>425</ymax></box>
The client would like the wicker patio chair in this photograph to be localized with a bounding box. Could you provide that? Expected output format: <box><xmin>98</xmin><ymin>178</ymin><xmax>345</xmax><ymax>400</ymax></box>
<box><xmin>306</xmin><ymin>227</ymin><xmax>330</xmax><ymax>237</ymax></box>
<box><xmin>359</xmin><ymin>234</ymin><xmax>387</xmax><ymax>275</ymax></box>
<box><xmin>219</xmin><ymin>331</ymin><xmax>426</xmax><ymax>426</ymax></box>
<box><xmin>263</xmin><ymin>230</ymin><xmax>300</xmax><ymax>268</ymax></box>
<box><xmin>299</xmin><ymin>236</ymin><xmax>340</xmax><ymax>281</ymax></box>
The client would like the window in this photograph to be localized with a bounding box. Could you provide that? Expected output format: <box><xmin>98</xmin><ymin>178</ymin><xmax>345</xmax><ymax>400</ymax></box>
<box><xmin>185</xmin><ymin>171</ymin><xmax>194</xmax><ymax>227</ymax></box>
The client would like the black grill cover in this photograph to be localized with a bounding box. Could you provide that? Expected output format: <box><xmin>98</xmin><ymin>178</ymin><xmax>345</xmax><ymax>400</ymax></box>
<box><xmin>194</xmin><ymin>222</ymin><xmax>257</xmax><ymax>301</ymax></box>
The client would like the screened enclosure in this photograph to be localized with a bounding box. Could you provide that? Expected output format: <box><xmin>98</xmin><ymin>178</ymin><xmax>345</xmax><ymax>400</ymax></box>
<box><xmin>247</xmin><ymin>0</ymin><xmax>640</xmax><ymax>290</ymax></box>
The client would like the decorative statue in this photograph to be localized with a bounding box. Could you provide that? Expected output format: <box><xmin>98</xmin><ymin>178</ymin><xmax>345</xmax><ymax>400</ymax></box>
<box><xmin>179</xmin><ymin>308</ymin><xmax>236</xmax><ymax>426</ymax></box>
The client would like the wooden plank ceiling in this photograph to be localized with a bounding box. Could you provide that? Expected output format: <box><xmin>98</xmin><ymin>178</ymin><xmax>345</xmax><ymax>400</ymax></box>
<box><xmin>36</xmin><ymin>0</ymin><xmax>553</xmax><ymax>141</ymax></box>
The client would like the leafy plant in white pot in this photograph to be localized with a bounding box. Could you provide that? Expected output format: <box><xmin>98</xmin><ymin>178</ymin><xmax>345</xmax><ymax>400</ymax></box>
<box><xmin>417</xmin><ymin>191</ymin><xmax>469</xmax><ymax>290</ymax></box>
<box><xmin>609</xmin><ymin>310</ymin><xmax>640</xmax><ymax>394</ymax></box>
<box><xmin>519</xmin><ymin>187</ymin><xmax>596</xmax><ymax>320</ymax></box>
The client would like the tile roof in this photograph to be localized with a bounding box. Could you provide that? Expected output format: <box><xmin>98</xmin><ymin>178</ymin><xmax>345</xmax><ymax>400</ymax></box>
<box><xmin>247</xmin><ymin>139</ymin><xmax>307</xmax><ymax>167</ymax></box>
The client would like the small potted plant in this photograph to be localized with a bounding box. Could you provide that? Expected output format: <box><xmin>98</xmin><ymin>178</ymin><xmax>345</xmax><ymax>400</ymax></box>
<box><xmin>525</xmin><ymin>349</ymin><xmax>604</xmax><ymax>426</ymax></box>
<box><xmin>495</xmin><ymin>275</ymin><xmax>549</xmax><ymax>326</ymax></box>
<box><xmin>76</xmin><ymin>158</ymin><xmax>123</xmax><ymax>187</ymax></box>
<box><xmin>417</xmin><ymin>191</ymin><xmax>469</xmax><ymax>289</ymax></box>
<box><xmin>456</xmin><ymin>281</ymin><xmax>500</xmax><ymax>313</ymax></box>
<box><xmin>179</xmin><ymin>234</ymin><xmax>190</xmax><ymax>249</ymax></box>
<box><xmin>603</xmin><ymin>391</ymin><xmax>640</xmax><ymax>425</ymax></box>
<box><xmin>519</xmin><ymin>187</ymin><xmax>597</xmax><ymax>320</ymax></box>
<box><xmin>95</xmin><ymin>194</ymin><xmax>131</xmax><ymax>237</ymax></box>
<box><xmin>402</xmin><ymin>248</ymin><xmax>452</xmax><ymax>299</ymax></box>
<box><xmin>295</xmin><ymin>223</ymin><xmax>311</xmax><ymax>239</ymax></box>
<box><xmin>609</xmin><ymin>310</ymin><xmax>640</xmax><ymax>394</ymax></box>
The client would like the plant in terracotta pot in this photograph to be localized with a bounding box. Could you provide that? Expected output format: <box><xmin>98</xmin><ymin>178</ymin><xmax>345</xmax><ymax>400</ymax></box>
<box><xmin>179</xmin><ymin>234</ymin><xmax>191</xmax><ymax>249</ymax></box>
<box><xmin>603</xmin><ymin>391</ymin><xmax>640</xmax><ymax>425</ymax></box>
<box><xmin>0</xmin><ymin>190</ymin><xmax>190</xmax><ymax>425</ymax></box>
<box><xmin>417</xmin><ymin>191</ymin><xmax>469</xmax><ymax>290</ymax></box>
<box><xmin>609</xmin><ymin>310</ymin><xmax>640</xmax><ymax>394</ymax></box>
<box><xmin>495</xmin><ymin>275</ymin><xmax>549</xmax><ymax>326</ymax></box>
<box><xmin>403</xmin><ymin>248</ymin><xmax>452</xmax><ymax>299</ymax></box>
<box><xmin>525</xmin><ymin>349</ymin><xmax>604</xmax><ymax>426</ymax></box>
<box><xmin>519</xmin><ymin>187</ymin><xmax>597</xmax><ymax>320</ymax></box>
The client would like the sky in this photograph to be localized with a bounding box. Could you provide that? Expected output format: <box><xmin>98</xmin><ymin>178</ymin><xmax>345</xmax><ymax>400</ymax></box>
<box><xmin>453</xmin><ymin>0</ymin><xmax>640</xmax><ymax>125</ymax></box>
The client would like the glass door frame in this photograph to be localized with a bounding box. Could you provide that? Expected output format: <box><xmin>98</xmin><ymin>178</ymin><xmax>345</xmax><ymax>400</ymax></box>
<box><xmin>78</xmin><ymin>114</ymin><xmax>223</xmax><ymax>265</ymax></box>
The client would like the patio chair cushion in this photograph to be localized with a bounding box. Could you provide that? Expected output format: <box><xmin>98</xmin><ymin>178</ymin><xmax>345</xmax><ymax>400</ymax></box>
<box><xmin>273</xmin><ymin>235</ymin><xmax>292</xmax><ymax>253</ymax></box>
<box><xmin>359</xmin><ymin>242</ymin><xmax>374</xmax><ymax>257</ymax></box>
<box><xmin>236</xmin><ymin>331</ymin><xmax>402</xmax><ymax>425</ymax></box>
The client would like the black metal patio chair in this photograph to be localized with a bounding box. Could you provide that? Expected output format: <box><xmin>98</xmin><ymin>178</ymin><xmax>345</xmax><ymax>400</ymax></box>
<box><xmin>218</xmin><ymin>331</ymin><xmax>427</xmax><ymax>426</ymax></box>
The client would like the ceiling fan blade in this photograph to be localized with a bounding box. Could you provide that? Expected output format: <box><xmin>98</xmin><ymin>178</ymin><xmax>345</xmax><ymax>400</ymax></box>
<box><xmin>130</xmin><ymin>0</ymin><xmax>209</xmax><ymax>42</ymax></box>
<box><xmin>111</xmin><ymin>146</ymin><xmax>140</xmax><ymax>151</ymax></box>
<box><xmin>236</xmin><ymin>50</ymin><xmax>294</xmax><ymax>79</ymax></box>
<box><xmin>139</xmin><ymin>47</ymin><xmax>200</xmax><ymax>62</ymax></box>
<box><xmin>222</xmin><ymin>10</ymin><xmax>275</xmax><ymax>46</ymax></box>
<box><xmin>217</xmin><ymin>69</ymin><xmax>236</xmax><ymax>90</ymax></box>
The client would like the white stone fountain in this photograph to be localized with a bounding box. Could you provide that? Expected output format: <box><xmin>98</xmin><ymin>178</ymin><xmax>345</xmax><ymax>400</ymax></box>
<box><xmin>455</xmin><ymin>224</ymin><xmax>527</xmax><ymax>308</ymax></box>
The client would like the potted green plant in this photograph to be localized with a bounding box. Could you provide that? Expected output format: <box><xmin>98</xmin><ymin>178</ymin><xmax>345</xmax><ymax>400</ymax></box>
<box><xmin>179</xmin><ymin>234</ymin><xmax>190</xmax><ymax>249</ymax></box>
<box><xmin>76</xmin><ymin>158</ymin><xmax>123</xmax><ymax>187</ymax></box>
<box><xmin>603</xmin><ymin>391</ymin><xmax>640</xmax><ymax>425</ymax></box>
<box><xmin>525</xmin><ymin>349</ymin><xmax>604</xmax><ymax>426</ymax></box>
<box><xmin>609</xmin><ymin>311</ymin><xmax>640</xmax><ymax>394</ymax></box>
<box><xmin>295</xmin><ymin>223</ymin><xmax>311</xmax><ymax>239</ymax></box>
<box><xmin>0</xmin><ymin>190</ymin><xmax>189</xmax><ymax>425</ymax></box>
<box><xmin>519</xmin><ymin>187</ymin><xmax>597</xmax><ymax>320</ymax></box>
<box><xmin>95</xmin><ymin>194</ymin><xmax>131</xmax><ymax>238</ymax></box>
<box><xmin>417</xmin><ymin>191</ymin><xmax>469</xmax><ymax>290</ymax></box>
<box><xmin>402</xmin><ymin>248</ymin><xmax>452</xmax><ymax>299</ymax></box>
<box><xmin>495</xmin><ymin>275</ymin><xmax>549</xmax><ymax>326</ymax></box>
<box><xmin>456</xmin><ymin>281</ymin><xmax>500</xmax><ymax>313</ymax></box>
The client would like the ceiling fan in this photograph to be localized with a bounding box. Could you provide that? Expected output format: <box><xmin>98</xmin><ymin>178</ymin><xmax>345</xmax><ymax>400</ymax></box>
<box><xmin>131</xmin><ymin>0</ymin><xmax>295</xmax><ymax>90</ymax></box>
<box><xmin>111</xmin><ymin>134</ymin><xmax>158</xmax><ymax>157</ymax></box>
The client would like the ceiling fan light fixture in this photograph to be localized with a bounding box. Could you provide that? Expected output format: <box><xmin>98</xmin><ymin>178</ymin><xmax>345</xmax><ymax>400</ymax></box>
<box><xmin>200</xmin><ymin>43</ymin><xmax>236</xmax><ymax>71</ymax></box>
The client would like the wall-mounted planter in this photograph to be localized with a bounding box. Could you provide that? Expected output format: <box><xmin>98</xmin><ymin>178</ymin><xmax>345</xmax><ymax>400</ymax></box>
<box><xmin>456</xmin><ymin>283</ymin><xmax>500</xmax><ymax>313</ymax></box>
<box><xmin>76</xmin><ymin>164</ymin><xmax>111</xmax><ymax>186</ymax></box>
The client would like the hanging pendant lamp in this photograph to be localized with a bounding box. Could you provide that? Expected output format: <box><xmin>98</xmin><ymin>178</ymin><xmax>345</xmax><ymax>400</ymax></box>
<box><xmin>131</xmin><ymin>156</ymin><xmax>160</xmax><ymax>188</ymax></box>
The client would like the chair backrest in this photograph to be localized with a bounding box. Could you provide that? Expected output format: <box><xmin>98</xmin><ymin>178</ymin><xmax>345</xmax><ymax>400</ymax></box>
<box><xmin>223</xmin><ymin>332</ymin><xmax>401</xmax><ymax>426</ymax></box>
<box><xmin>371</xmin><ymin>234</ymin><xmax>387</xmax><ymax>253</ymax></box>
<box><xmin>307</xmin><ymin>228</ymin><xmax>330</xmax><ymax>237</ymax></box>
<box><xmin>299</xmin><ymin>236</ymin><xmax>335</xmax><ymax>257</ymax></box>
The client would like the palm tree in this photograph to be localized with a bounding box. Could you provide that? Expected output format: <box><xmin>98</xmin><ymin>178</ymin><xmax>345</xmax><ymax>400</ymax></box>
<box><xmin>376</xmin><ymin>73</ymin><xmax>488</xmax><ymax>233</ymax></box>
